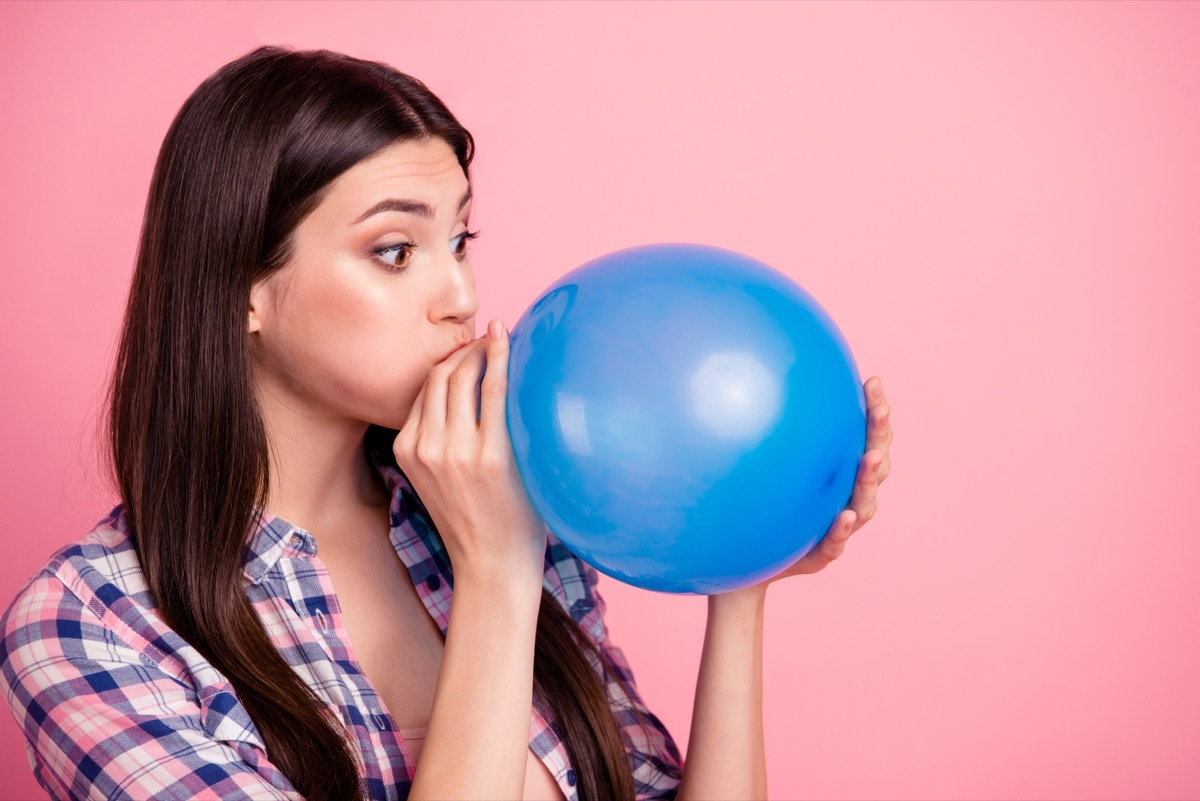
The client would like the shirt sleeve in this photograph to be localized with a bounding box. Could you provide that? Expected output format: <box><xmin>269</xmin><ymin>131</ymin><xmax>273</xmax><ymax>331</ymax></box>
<box><xmin>0</xmin><ymin>571</ymin><xmax>305</xmax><ymax>801</ymax></box>
<box><xmin>569</xmin><ymin>560</ymin><xmax>685</xmax><ymax>801</ymax></box>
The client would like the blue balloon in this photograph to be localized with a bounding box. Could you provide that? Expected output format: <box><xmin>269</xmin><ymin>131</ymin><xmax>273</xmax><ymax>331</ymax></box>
<box><xmin>505</xmin><ymin>243</ymin><xmax>866</xmax><ymax>594</ymax></box>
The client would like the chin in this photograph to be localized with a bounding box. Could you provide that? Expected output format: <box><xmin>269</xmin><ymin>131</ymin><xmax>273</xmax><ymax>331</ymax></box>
<box><xmin>358</xmin><ymin>380</ymin><xmax>423</xmax><ymax>431</ymax></box>
<box><xmin>362</xmin><ymin>399</ymin><xmax>415</xmax><ymax>433</ymax></box>
<box><xmin>363</xmin><ymin>411</ymin><xmax>408</xmax><ymax>434</ymax></box>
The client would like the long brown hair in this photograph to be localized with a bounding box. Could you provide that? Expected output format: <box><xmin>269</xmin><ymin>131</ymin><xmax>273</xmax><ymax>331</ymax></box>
<box><xmin>104</xmin><ymin>45</ymin><xmax>653</xmax><ymax>801</ymax></box>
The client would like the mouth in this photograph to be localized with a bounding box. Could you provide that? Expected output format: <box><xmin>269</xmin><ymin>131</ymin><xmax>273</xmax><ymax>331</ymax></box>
<box><xmin>437</xmin><ymin>339</ymin><xmax>473</xmax><ymax>363</ymax></box>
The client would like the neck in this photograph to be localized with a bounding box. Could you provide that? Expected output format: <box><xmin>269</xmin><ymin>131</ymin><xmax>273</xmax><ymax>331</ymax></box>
<box><xmin>254</xmin><ymin>377</ymin><xmax>392</xmax><ymax>547</ymax></box>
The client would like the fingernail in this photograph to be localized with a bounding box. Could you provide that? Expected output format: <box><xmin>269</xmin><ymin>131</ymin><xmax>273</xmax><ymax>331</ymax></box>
<box><xmin>489</xmin><ymin>320</ymin><xmax>502</xmax><ymax>340</ymax></box>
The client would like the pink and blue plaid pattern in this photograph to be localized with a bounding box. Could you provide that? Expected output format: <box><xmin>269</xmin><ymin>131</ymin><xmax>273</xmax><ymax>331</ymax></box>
<box><xmin>0</xmin><ymin>444</ymin><xmax>683</xmax><ymax>800</ymax></box>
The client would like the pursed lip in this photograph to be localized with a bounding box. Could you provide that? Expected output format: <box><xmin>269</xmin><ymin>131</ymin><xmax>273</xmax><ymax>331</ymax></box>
<box><xmin>437</xmin><ymin>339</ymin><xmax>474</xmax><ymax>363</ymax></box>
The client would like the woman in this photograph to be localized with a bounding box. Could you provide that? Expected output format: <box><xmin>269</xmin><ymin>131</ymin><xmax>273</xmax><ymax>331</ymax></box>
<box><xmin>0</xmin><ymin>46</ymin><xmax>893</xmax><ymax>801</ymax></box>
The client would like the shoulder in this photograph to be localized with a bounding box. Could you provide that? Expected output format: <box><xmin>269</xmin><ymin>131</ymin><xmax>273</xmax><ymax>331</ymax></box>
<box><xmin>541</xmin><ymin>526</ymin><xmax>608</xmax><ymax>645</ymax></box>
<box><xmin>0</xmin><ymin>504</ymin><xmax>159</xmax><ymax>688</ymax></box>
<box><xmin>1</xmin><ymin>504</ymin><xmax>148</xmax><ymax>631</ymax></box>
<box><xmin>0</xmin><ymin>509</ymin><xmax>292</xmax><ymax>799</ymax></box>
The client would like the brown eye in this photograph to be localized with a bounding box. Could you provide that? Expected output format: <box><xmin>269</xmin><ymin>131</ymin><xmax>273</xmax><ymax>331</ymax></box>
<box><xmin>372</xmin><ymin>241</ymin><xmax>417</xmax><ymax>272</ymax></box>
<box><xmin>452</xmin><ymin>229</ymin><xmax>480</xmax><ymax>257</ymax></box>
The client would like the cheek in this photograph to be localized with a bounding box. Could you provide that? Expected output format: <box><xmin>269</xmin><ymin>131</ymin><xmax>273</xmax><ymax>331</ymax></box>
<box><xmin>271</xmin><ymin>269</ymin><xmax>430</xmax><ymax>418</ymax></box>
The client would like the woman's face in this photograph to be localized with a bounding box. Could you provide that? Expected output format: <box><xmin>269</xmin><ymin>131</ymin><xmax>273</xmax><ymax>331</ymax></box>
<box><xmin>249</xmin><ymin>136</ymin><xmax>479</xmax><ymax>430</ymax></box>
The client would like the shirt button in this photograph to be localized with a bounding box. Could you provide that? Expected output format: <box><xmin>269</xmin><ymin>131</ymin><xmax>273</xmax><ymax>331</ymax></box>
<box><xmin>426</xmin><ymin>575</ymin><xmax>441</xmax><ymax>591</ymax></box>
<box><xmin>566</xmin><ymin>769</ymin><xmax>576</xmax><ymax>786</ymax></box>
<box><xmin>315</xmin><ymin>609</ymin><xmax>328</xmax><ymax>631</ymax></box>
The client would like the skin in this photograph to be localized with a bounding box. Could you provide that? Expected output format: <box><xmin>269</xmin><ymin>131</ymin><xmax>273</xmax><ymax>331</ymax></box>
<box><xmin>248</xmin><ymin>135</ymin><xmax>895</xmax><ymax>800</ymax></box>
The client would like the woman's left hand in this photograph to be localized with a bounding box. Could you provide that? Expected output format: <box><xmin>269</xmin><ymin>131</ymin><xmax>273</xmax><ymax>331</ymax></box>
<box><xmin>737</xmin><ymin>375</ymin><xmax>893</xmax><ymax>593</ymax></box>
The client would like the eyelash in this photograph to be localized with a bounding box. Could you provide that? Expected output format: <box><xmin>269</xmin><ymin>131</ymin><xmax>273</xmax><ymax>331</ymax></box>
<box><xmin>371</xmin><ymin>229</ymin><xmax>481</xmax><ymax>272</ymax></box>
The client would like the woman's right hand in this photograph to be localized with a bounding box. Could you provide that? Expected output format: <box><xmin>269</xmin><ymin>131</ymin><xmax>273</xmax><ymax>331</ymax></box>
<box><xmin>398</xmin><ymin>322</ymin><xmax>548</xmax><ymax>801</ymax></box>
<box><xmin>393</xmin><ymin>318</ymin><xmax>547</xmax><ymax>590</ymax></box>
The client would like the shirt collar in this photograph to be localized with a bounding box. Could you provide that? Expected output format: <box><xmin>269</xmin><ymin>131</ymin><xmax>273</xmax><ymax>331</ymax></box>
<box><xmin>241</xmin><ymin>435</ymin><xmax>413</xmax><ymax>585</ymax></box>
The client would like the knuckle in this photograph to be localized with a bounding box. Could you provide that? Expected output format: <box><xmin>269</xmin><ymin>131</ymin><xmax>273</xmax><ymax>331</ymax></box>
<box><xmin>483</xmin><ymin>355</ymin><xmax>508</xmax><ymax>378</ymax></box>
<box><xmin>822</xmin><ymin>540</ymin><xmax>845</xmax><ymax>560</ymax></box>
<box><xmin>478</xmin><ymin>447</ymin><xmax>507</xmax><ymax>473</ymax></box>
<box><xmin>483</xmin><ymin>359</ymin><xmax>508</xmax><ymax>385</ymax></box>
<box><xmin>447</xmin><ymin>446</ymin><xmax>477</xmax><ymax>470</ymax></box>
<box><xmin>393</xmin><ymin>437</ymin><xmax>413</xmax><ymax>461</ymax></box>
<box><xmin>481</xmin><ymin>376</ymin><xmax>506</xmax><ymax>397</ymax></box>
<box><xmin>489</xmin><ymin>348</ymin><xmax>509</xmax><ymax>366</ymax></box>
<box><xmin>414</xmin><ymin>440</ymin><xmax>441</xmax><ymax>466</ymax></box>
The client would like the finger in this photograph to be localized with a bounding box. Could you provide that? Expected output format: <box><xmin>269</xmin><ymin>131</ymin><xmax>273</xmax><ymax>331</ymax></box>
<box><xmin>869</xmin><ymin>399</ymin><xmax>893</xmax><ymax>484</ymax></box>
<box><xmin>818</xmin><ymin>509</ymin><xmax>858</xmax><ymax>561</ymax></box>
<box><xmin>399</xmin><ymin>379</ymin><xmax>428</xmax><ymax>444</ymax></box>
<box><xmin>847</xmin><ymin>449</ymin><xmax>882</xmax><ymax>530</ymax></box>
<box><xmin>479</xmin><ymin>319</ymin><xmax>510</xmax><ymax>444</ymax></box>
<box><xmin>863</xmin><ymin>377</ymin><xmax>892</xmax><ymax>475</ymax></box>
<box><xmin>868</xmin><ymin>400</ymin><xmax>892</xmax><ymax>454</ymax></box>
<box><xmin>876</xmin><ymin>436</ymin><xmax>892</xmax><ymax>484</ymax></box>
<box><xmin>866</xmin><ymin>376</ymin><xmax>887</xmax><ymax>407</ymax></box>
<box><xmin>421</xmin><ymin>334</ymin><xmax>486</xmax><ymax>439</ymax></box>
<box><xmin>446</xmin><ymin>340</ymin><xmax>488</xmax><ymax>437</ymax></box>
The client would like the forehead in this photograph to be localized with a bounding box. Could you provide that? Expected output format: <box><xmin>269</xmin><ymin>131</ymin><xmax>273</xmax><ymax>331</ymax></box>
<box><xmin>320</xmin><ymin>137</ymin><xmax>466</xmax><ymax>217</ymax></box>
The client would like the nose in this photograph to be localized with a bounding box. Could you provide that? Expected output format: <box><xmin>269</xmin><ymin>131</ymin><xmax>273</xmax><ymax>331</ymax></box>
<box><xmin>430</xmin><ymin>252</ymin><xmax>479</xmax><ymax>325</ymax></box>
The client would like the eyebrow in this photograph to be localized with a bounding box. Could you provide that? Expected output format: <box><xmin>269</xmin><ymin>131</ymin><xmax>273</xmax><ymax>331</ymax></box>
<box><xmin>352</xmin><ymin>186</ymin><xmax>472</xmax><ymax>225</ymax></box>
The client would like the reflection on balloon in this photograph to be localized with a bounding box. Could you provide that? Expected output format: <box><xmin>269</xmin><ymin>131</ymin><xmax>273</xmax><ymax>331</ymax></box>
<box><xmin>506</xmin><ymin>243</ymin><xmax>866</xmax><ymax>594</ymax></box>
<box><xmin>691</xmin><ymin>352</ymin><xmax>780</xmax><ymax>441</ymax></box>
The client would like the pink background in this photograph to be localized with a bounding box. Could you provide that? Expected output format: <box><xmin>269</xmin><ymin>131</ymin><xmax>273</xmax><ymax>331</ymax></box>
<box><xmin>2</xmin><ymin>1</ymin><xmax>1198</xmax><ymax>798</ymax></box>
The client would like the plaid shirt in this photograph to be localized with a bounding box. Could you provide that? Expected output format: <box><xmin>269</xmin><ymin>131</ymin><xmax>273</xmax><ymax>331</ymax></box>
<box><xmin>0</xmin><ymin>445</ymin><xmax>683</xmax><ymax>800</ymax></box>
